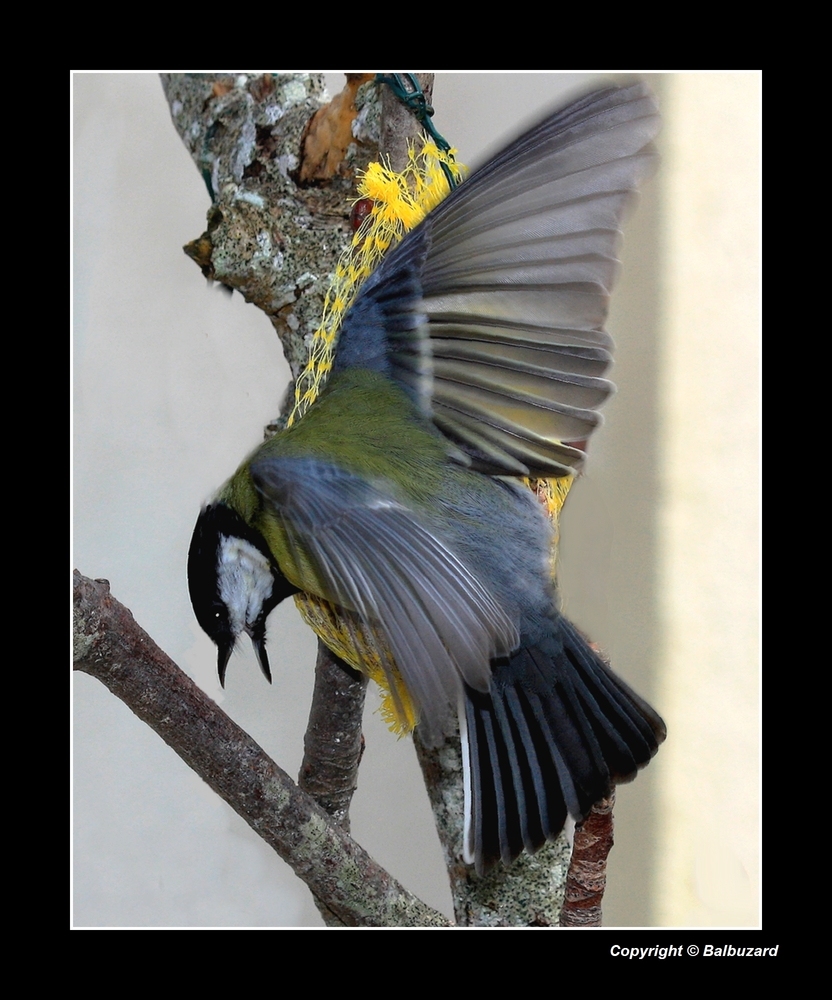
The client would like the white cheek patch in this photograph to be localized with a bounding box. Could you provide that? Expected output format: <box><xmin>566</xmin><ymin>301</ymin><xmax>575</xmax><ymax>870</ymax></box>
<box><xmin>218</xmin><ymin>535</ymin><xmax>274</xmax><ymax>636</ymax></box>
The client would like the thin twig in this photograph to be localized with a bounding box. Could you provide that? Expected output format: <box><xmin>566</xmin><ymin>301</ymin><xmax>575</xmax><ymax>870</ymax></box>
<box><xmin>559</xmin><ymin>794</ymin><xmax>616</xmax><ymax>927</ymax></box>
<box><xmin>298</xmin><ymin>642</ymin><xmax>368</xmax><ymax>926</ymax></box>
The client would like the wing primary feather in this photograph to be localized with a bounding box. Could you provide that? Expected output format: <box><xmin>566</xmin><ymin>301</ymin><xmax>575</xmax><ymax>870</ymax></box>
<box><xmin>253</xmin><ymin>456</ymin><xmax>520</xmax><ymax>739</ymax></box>
<box><xmin>335</xmin><ymin>82</ymin><xmax>659</xmax><ymax>475</ymax></box>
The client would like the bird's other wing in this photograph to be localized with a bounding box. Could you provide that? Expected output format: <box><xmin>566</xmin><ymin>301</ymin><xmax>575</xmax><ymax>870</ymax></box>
<box><xmin>334</xmin><ymin>82</ymin><xmax>659</xmax><ymax>477</ymax></box>
<box><xmin>250</xmin><ymin>454</ymin><xmax>519</xmax><ymax>743</ymax></box>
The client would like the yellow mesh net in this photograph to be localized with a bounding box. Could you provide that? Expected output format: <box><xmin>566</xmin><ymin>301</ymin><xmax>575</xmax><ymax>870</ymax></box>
<box><xmin>288</xmin><ymin>141</ymin><xmax>465</xmax><ymax>426</ymax></box>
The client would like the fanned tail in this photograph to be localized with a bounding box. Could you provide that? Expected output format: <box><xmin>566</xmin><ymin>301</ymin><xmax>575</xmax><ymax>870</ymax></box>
<box><xmin>463</xmin><ymin>617</ymin><xmax>665</xmax><ymax>874</ymax></box>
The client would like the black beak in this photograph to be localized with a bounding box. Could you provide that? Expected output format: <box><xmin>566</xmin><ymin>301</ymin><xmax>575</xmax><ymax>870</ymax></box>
<box><xmin>217</xmin><ymin>638</ymin><xmax>234</xmax><ymax>688</ymax></box>
<box><xmin>251</xmin><ymin>634</ymin><xmax>273</xmax><ymax>683</ymax></box>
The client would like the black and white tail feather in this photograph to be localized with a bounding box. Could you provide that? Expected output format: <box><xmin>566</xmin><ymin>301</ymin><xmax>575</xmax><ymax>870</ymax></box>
<box><xmin>462</xmin><ymin>620</ymin><xmax>665</xmax><ymax>873</ymax></box>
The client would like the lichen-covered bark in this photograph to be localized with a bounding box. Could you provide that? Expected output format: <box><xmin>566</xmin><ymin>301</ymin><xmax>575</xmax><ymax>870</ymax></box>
<box><xmin>73</xmin><ymin>572</ymin><xmax>449</xmax><ymax>928</ymax></box>
<box><xmin>160</xmin><ymin>73</ymin><xmax>381</xmax><ymax>387</ymax></box>
<box><xmin>414</xmin><ymin>732</ymin><xmax>571</xmax><ymax>926</ymax></box>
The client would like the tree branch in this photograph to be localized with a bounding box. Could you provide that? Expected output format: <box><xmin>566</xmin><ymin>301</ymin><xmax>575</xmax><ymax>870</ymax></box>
<box><xmin>160</xmin><ymin>72</ymin><xmax>379</xmax><ymax>382</ymax></box>
<box><xmin>559</xmin><ymin>794</ymin><xmax>616</xmax><ymax>927</ymax></box>
<box><xmin>298</xmin><ymin>642</ymin><xmax>368</xmax><ymax>926</ymax></box>
<box><xmin>414</xmin><ymin>732</ymin><xmax>572</xmax><ymax>926</ymax></box>
<box><xmin>298</xmin><ymin>643</ymin><xmax>368</xmax><ymax>831</ymax></box>
<box><xmin>73</xmin><ymin>571</ymin><xmax>449</xmax><ymax>928</ymax></box>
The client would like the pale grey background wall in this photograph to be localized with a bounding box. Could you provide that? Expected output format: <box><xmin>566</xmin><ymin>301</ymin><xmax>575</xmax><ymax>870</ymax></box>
<box><xmin>73</xmin><ymin>72</ymin><xmax>760</xmax><ymax>927</ymax></box>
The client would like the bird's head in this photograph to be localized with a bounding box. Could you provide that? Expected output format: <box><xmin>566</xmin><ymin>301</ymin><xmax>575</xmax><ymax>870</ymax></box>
<box><xmin>187</xmin><ymin>501</ymin><xmax>299</xmax><ymax>686</ymax></box>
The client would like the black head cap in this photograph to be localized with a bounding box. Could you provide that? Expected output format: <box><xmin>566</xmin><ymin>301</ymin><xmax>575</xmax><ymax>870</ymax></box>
<box><xmin>187</xmin><ymin>502</ymin><xmax>299</xmax><ymax>686</ymax></box>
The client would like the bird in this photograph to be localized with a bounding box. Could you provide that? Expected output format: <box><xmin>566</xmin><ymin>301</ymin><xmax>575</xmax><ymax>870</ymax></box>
<box><xmin>187</xmin><ymin>82</ymin><xmax>666</xmax><ymax>874</ymax></box>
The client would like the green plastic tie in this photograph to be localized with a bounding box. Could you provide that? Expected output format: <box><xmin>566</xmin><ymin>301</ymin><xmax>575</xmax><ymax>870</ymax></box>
<box><xmin>376</xmin><ymin>73</ymin><xmax>458</xmax><ymax>190</ymax></box>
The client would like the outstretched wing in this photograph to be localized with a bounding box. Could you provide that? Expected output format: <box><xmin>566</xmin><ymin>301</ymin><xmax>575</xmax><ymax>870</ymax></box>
<box><xmin>334</xmin><ymin>82</ymin><xmax>660</xmax><ymax>476</ymax></box>
<box><xmin>250</xmin><ymin>455</ymin><xmax>519</xmax><ymax>743</ymax></box>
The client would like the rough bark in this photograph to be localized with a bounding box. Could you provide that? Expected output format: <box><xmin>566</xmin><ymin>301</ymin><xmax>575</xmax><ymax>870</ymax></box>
<box><xmin>74</xmin><ymin>571</ymin><xmax>449</xmax><ymax>928</ymax></box>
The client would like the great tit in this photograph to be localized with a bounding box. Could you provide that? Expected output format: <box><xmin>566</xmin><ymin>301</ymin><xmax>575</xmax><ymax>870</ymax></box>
<box><xmin>188</xmin><ymin>82</ymin><xmax>666</xmax><ymax>874</ymax></box>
